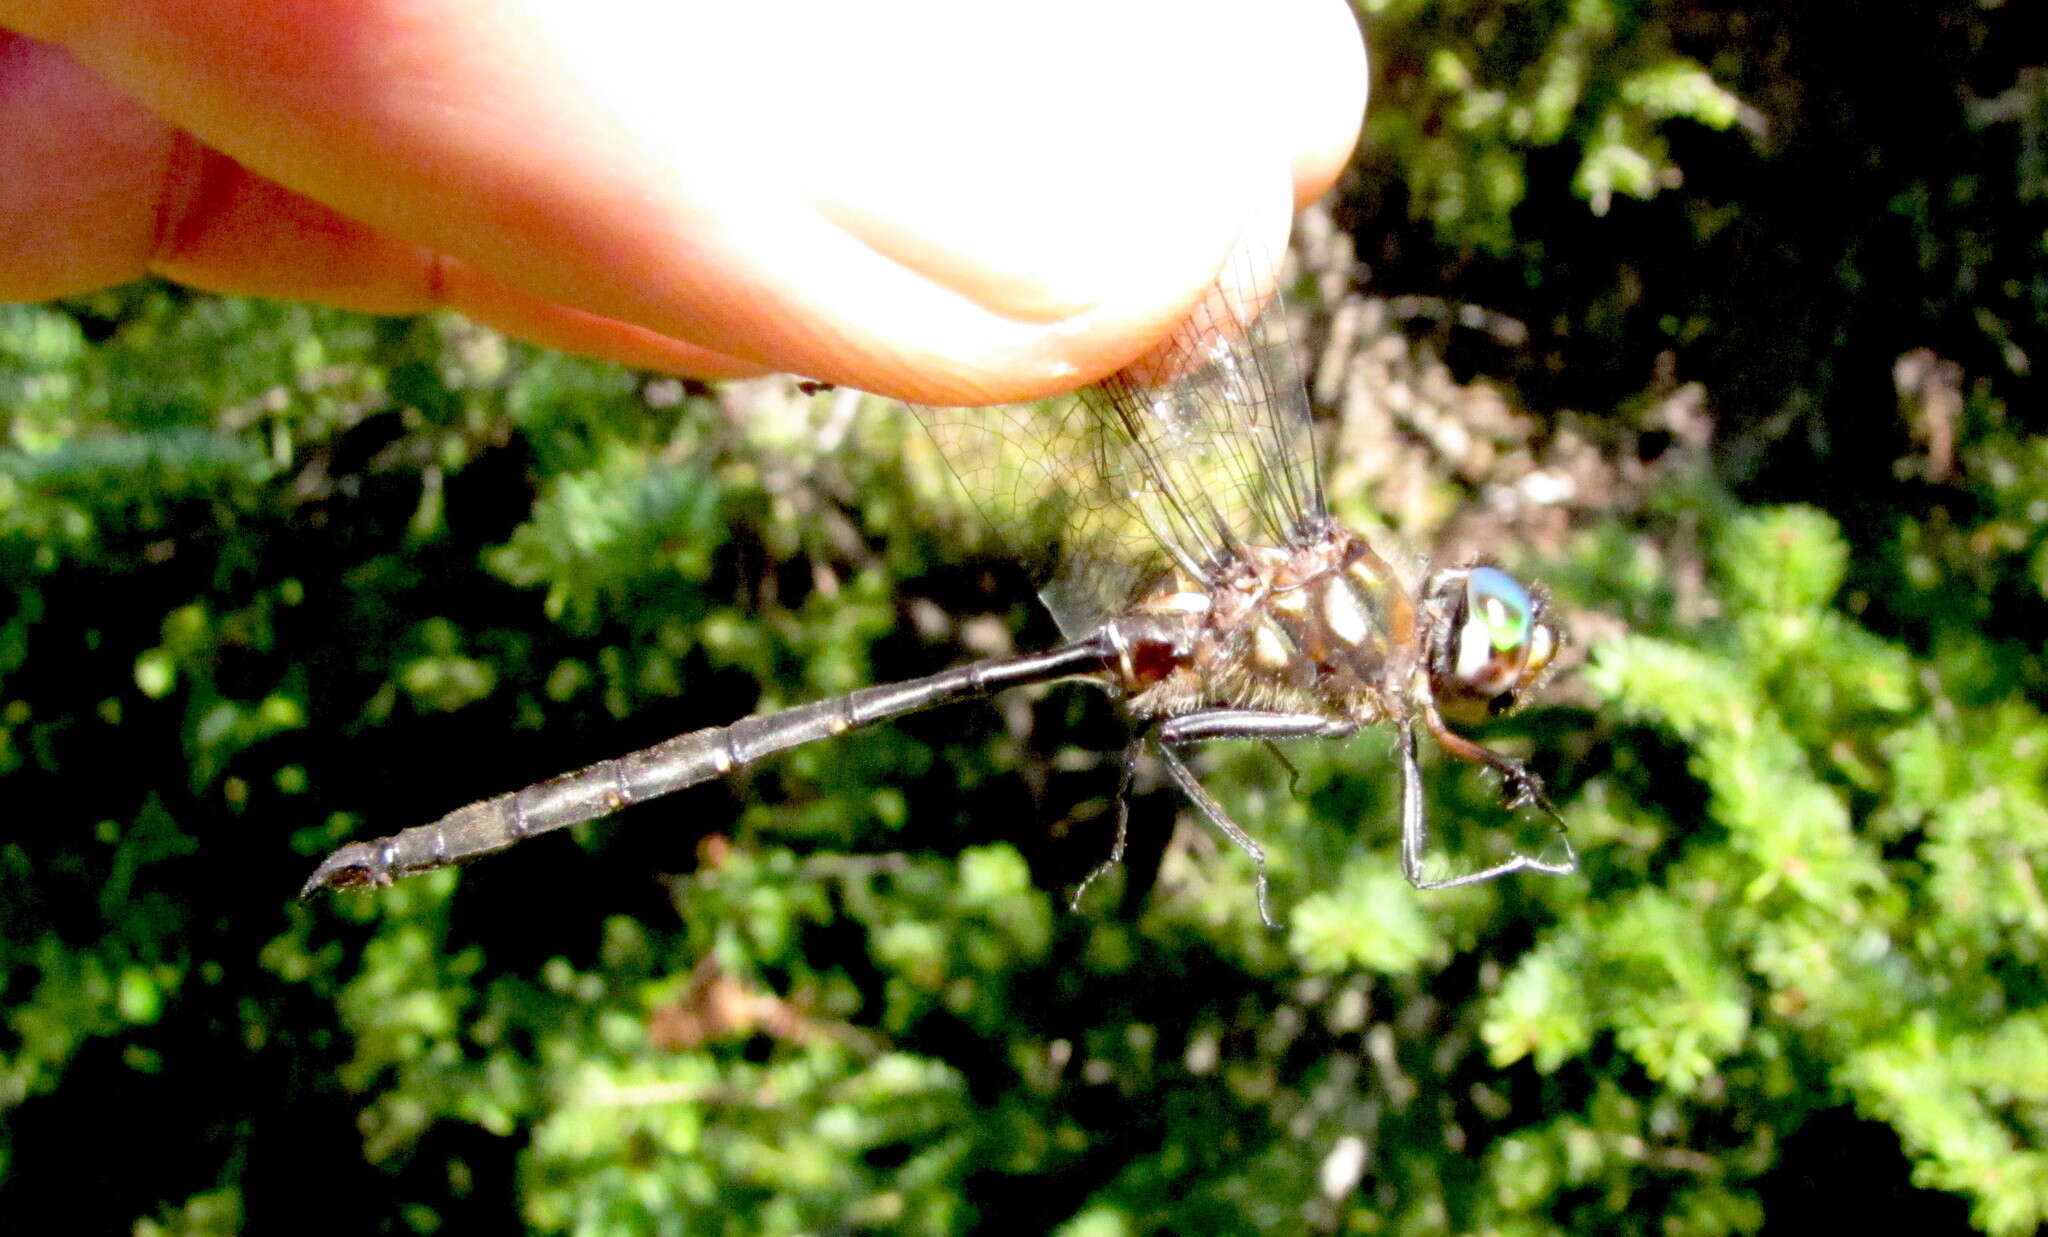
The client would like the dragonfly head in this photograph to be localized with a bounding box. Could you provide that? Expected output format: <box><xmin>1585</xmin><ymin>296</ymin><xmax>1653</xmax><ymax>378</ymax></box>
<box><xmin>1424</xmin><ymin>564</ymin><xmax>1562</xmax><ymax>726</ymax></box>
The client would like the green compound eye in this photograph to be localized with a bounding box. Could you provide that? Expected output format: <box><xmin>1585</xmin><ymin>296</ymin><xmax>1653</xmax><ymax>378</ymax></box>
<box><xmin>1468</xmin><ymin>566</ymin><xmax>1532</xmax><ymax>653</ymax></box>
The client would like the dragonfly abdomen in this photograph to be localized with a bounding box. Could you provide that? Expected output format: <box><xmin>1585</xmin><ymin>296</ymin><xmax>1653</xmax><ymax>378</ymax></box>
<box><xmin>300</xmin><ymin>639</ymin><xmax>1115</xmax><ymax>894</ymax></box>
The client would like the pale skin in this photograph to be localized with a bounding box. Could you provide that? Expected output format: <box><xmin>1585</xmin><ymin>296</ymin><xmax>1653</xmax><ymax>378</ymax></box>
<box><xmin>0</xmin><ymin>0</ymin><xmax>1367</xmax><ymax>404</ymax></box>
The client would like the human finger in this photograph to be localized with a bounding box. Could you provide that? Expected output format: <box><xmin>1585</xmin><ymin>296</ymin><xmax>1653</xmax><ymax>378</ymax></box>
<box><xmin>5</xmin><ymin>0</ymin><xmax>1366</xmax><ymax>400</ymax></box>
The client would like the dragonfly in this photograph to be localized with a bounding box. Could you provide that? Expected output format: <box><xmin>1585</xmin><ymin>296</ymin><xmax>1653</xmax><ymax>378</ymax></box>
<box><xmin>301</xmin><ymin>251</ymin><xmax>1574</xmax><ymax>922</ymax></box>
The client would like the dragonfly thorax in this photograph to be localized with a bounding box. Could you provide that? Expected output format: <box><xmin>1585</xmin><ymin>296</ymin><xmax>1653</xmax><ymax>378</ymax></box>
<box><xmin>1110</xmin><ymin>522</ymin><xmax>1416</xmax><ymax>724</ymax></box>
<box><xmin>1101</xmin><ymin>522</ymin><xmax>1562</xmax><ymax>745</ymax></box>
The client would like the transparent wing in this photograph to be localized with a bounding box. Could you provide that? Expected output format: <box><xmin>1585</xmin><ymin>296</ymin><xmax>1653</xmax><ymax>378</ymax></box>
<box><xmin>911</xmin><ymin>265</ymin><xmax>1325</xmax><ymax>638</ymax></box>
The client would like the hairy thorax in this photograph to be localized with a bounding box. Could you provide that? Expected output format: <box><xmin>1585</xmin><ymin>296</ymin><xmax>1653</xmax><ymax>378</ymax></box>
<box><xmin>1108</xmin><ymin>521</ymin><xmax>1423</xmax><ymax>726</ymax></box>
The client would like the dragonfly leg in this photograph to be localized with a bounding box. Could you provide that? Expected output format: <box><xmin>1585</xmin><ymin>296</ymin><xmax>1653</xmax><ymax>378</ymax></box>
<box><xmin>1263</xmin><ymin>740</ymin><xmax>1305</xmax><ymax>796</ymax></box>
<box><xmin>1420</xmin><ymin>703</ymin><xmax>1558</xmax><ymax>815</ymax></box>
<box><xmin>1157</xmin><ymin>744</ymin><xmax>1277</xmax><ymax>928</ymax></box>
<box><xmin>1402</xmin><ymin>717</ymin><xmax>1578</xmax><ymax>890</ymax></box>
<box><xmin>1153</xmin><ymin>710</ymin><xmax>1356</xmax><ymax>928</ymax></box>
<box><xmin>1071</xmin><ymin>711</ymin><xmax>1353</xmax><ymax>924</ymax></box>
<box><xmin>1069</xmin><ymin>732</ymin><xmax>1147</xmax><ymax>914</ymax></box>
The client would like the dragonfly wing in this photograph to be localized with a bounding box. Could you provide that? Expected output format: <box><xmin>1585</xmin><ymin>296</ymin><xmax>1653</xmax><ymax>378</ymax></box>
<box><xmin>910</xmin><ymin>258</ymin><xmax>1326</xmax><ymax>638</ymax></box>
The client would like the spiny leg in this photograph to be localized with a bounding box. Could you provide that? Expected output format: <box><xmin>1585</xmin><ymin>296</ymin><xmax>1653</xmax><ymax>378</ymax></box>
<box><xmin>1069</xmin><ymin>731</ymin><xmax>1148</xmax><ymax>914</ymax></box>
<box><xmin>1154</xmin><ymin>710</ymin><xmax>1356</xmax><ymax>926</ymax></box>
<box><xmin>1157</xmin><ymin>745</ymin><xmax>1277</xmax><ymax>929</ymax></box>
<box><xmin>1421</xmin><ymin>702</ymin><xmax>1564</xmax><ymax>816</ymax></box>
<box><xmin>1072</xmin><ymin>711</ymin><xmax>1354</xmax><ymax>923</ymax></box>
<box><xmin>1263</xmin><ymin>739</ymin><xmax>1306</xmax><ymax>797</ymax></box>
<box><xmin>1399</xmin><ymin>720</ymin><xmax>1578</xmax><ymax>891</ymax></box>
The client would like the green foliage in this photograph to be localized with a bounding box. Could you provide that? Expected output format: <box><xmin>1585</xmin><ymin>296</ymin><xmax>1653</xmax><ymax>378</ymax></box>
<box><xmin>1551</xmin><ymin>492</ymin><xmax>2048</xmax><ymax>1234</ymax></box>
<box><xmin>1361</xmin><ymin>0</ymin><xmax>1746</xmax><ymax>256</ymax></box>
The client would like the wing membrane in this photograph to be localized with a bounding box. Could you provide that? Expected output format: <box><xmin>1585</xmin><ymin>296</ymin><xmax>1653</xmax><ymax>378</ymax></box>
<box><xmin>911</xmin><ymin>262</ymin><xmax>1325</xmax><ymax>637</ymax></box>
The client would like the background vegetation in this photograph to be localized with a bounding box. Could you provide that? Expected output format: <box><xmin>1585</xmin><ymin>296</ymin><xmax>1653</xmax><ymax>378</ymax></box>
<box><xmin>4</xmin><ymin>2</ymin><xmax>2045</xmax><ymax>1232</ymax></box>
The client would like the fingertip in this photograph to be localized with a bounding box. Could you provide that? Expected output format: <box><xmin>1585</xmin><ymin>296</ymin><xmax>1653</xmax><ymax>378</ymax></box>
<box><xmin>789</xmin><ymin>192</ymin><xmax>1262</xmax><ymax>405</ymax></box>
<box><xmin>735</xmin><ymin>0</ymin><xmax>1357</xmax><ymax>404</ymax></box>
<box><xmin>1276</xmin><ymin>0</ymin><xmax>1370</xmax><ymax>205</ymax></box>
